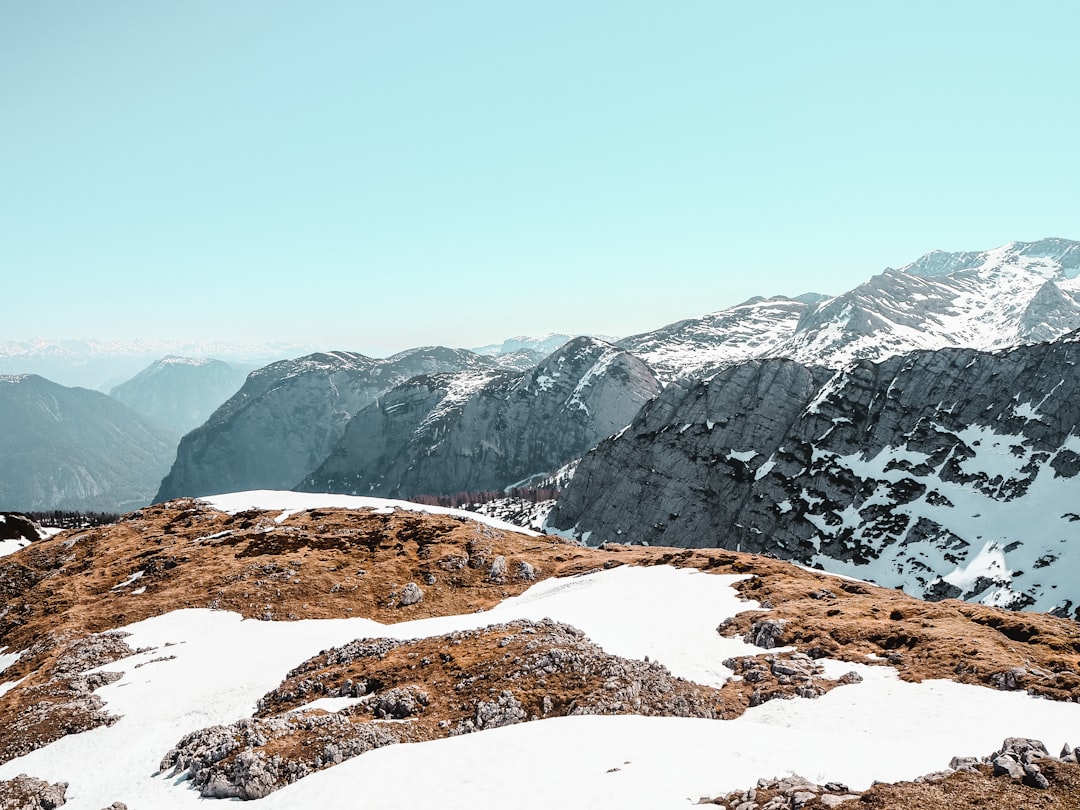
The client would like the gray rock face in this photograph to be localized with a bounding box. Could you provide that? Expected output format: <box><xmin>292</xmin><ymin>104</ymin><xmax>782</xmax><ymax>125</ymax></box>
<box><xmin>110</xmin><ymin>356</ymin><xmax>247</xmax><ymax>436</ymax></box>
<box><xmin>551</xmin><ymin>332</ymin><xmax>1080</xmax><ymax>616</ymax></box>
<box><xmin>0</xmin><ymin>775</ymin><xmax>68</xmax><ymax>809</ymax></box>
<box><xmin>0</xmin><ymin>374</ymin><xmax>178</xmax><ymax>512</ymax></box>
<box><xmin>298</xmin><ymin>338</ymin><xmax>660</xmax><ymax>499</ymax></box>
<box><xmin>155</xmin><ymin>348</ymin><xmax>501</xmax><ymax>501</ymax></box>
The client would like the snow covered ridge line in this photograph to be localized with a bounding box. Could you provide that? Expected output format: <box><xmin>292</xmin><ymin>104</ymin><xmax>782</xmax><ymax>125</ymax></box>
<box><xmin>200</xmin><ymin>490</ymin><xmax>542</xmax><ymax>536</ymax></box>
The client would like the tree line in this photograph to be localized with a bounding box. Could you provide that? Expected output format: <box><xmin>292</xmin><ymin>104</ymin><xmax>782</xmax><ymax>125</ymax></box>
<box><xmin>411</xmin><ymin>486</ymin><xmax>558</xmax><ymax>509</ymax></box>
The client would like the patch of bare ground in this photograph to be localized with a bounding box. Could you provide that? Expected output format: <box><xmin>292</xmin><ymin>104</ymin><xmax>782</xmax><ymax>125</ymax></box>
<box><xmin>0</xmin><ymin>499</ymin><xmax>598</xmax><ymax>658</ymax></box>
<box><xmin>710</xmin><ymin>555</ymin><xmax>1080</xmax><ymax>701</ymax></box>
<box><xmin>0</xmin><ymin>632</ymin><xmax>134</xmax><ymax>764</ymax></box>
<box><xmin>0</xmin><ymin>773</ymin><xmax>67</xmax><ymax>809</ymax></box>
<box><xmin>159</xmin><ymin>618</ymin><xmax>729</xmax><ymax>798</ymax></box>
<box><xmin>703</xmin><ymin>739</ymin><xmax>1080</xmax><ymax>809</ymax></box>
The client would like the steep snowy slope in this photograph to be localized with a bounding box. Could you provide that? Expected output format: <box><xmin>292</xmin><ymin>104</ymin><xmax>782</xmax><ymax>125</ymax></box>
<box><xmin>617</xmin><ymin>238</ymin><xmax>1080</xmax><ymax>380</ymax></box>
<box><xmin>299</xmin><ymin>338</ymin><xmax>659</xmax><ymax>498</ymax></box>
<box><xmin>617</xmin><ymin>296</ymin><xmax>816</xmax><ymax>382</ymax></box>
<box><xmin>783</xmin><ymin>238</ymin><xmax>1080</xmax><ymax>366</ymax></box>
<box><xmin>0</xmin><ymin>513</ymin><xmax>44</xmax><ymax>558</ymax></box>
<box><xmin>550</xmin><ymin>330</ymin><xmax>1080</xmax><ymax>617</ymax></box>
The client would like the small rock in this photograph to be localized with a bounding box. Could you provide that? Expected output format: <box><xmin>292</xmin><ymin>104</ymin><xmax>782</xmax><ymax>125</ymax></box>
<box><xmin>1023</xmin><ymin>762</ymin><xmax>1050</xmax><ymax>789</ymax></box>
<box><xmin>399</xmin><ymin>582</ymin><xmax>423</xmax><ymax>606</ymax></box>
<box><xmin>488</xmin><ymin>556</ymin><xmax>508</xmax><ymax>583</ymax></box>
<box><xmin>821</xmin><ymin>796</ymin><xmax>860</xmax><ymax>808</ymax></box>
<box><xmin>949</xmin><ymin>755</ymin><xmax>980</xmax><ymax>771</ymax></box>
<box><xmin>744</xmin><ymin>619</ymin><xmax>787</xmax><ymax>649</ymax></box>
<box><xmin>992</xmin><ymin>754</ymin><xmax>1025</xmax><ymax>779</ymax></box>
<box><xmin>792</xmin><ymin>790</ymin><xmax>818</xmax><ymax>808</ymax></box>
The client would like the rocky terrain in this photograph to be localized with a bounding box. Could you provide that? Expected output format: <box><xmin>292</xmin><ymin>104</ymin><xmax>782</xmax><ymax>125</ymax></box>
<box><xmin>0</xmin><ymin>494</ymin><xmax>1078</xmax><ymax>808</ymax></box>
<box><xmin>550</xmin><ymin>331</ymin><xmax>1080</xmax><ymax>617</ymax></box>
<box><xmin>705</xmin><ymin>738</ymin><xmax>1080</xmax><ymax>809</ymax></box>
<box><xmin>299</xmin><ymin>337</ymin><xmax>659</xmax><ymax>498</ymax></box>
<box><xmin>109</xmin><ymin>356</ymin><xmax>247</xmax><ymax>436</ymax></box>
<box><xmin>156</xmin><ymin>347</ymin><xmax>503</xmax><ymax>501</ymax></box>
<box><xmin>0</xmin><ymin>375</ymin><xmax>177</xmax><ymax>512</ymax></box>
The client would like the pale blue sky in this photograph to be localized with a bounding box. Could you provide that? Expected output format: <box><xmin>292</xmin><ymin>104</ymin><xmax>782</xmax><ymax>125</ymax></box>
<box><xmin>2</xmin><ymin>1</ymin><xmax>1077</xmax><ymax>355</ymax></box>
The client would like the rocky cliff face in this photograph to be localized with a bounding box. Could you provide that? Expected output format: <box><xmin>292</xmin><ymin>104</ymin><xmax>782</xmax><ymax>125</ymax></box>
<box><xmin>299</xmin><ymin>337</ymin><xmax>660</xmax><ymax>498</ymax></box>
<box><xmin>110</xmin><ymin>356</ymin><xmax>248</xmax><ymax>435</ymax></box>
<box><xmin>549</xmin><ymin>331</ymin><xmax>1080</xmax><ymax>617</ymax></box>
<box><xmin>0</xmin><ymin>374</ymin><xmax>177</xmax><ymax>512</ymax></box>
<box><xmin>617</xmin><ymin>238</ymin><xmax>1080</xmax><ymax>380</ymax></box>
<box><xmin>155</xmin><ymin>348</ymin><xmax>500</xmax><ymax>501</ymax></box>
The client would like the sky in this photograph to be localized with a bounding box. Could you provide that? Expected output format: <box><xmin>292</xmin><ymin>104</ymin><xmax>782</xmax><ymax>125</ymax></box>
<box><xmin>2</xmin><ymin>1</ymin><xmax>1078</xmax><ymax>355</ymax></box>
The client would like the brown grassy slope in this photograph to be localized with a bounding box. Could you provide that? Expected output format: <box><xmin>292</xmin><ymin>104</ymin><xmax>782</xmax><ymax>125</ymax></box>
<box><xmin>0</xmin><ymin>501</ymin><xmax>1078</xmax><ymax>765</ymax></box>
<box><xmin>714</xmin><ymin>557</ymin><xmax>1080</xmax><ymax>701</ymax></box>
<box><xmin>2</xmin><ymin>502</ymin><xmax>1079</xmax><ymax>702</ymax></box>
<box><xmin>706</xmin><ymin>761</ymin><xmax>1080</xmax><ymax>809</ymax></box>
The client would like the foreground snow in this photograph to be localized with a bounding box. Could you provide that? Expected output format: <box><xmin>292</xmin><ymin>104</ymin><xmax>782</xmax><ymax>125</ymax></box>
<box><xmin>2</xmin><ymin>562</ymin><xmax>1080</xmax><ymax>809</ymax></box>
<box><xmin>201</xmin><ymin>490</ymin><xmax>541</xmax><ymax>536</ymax></box>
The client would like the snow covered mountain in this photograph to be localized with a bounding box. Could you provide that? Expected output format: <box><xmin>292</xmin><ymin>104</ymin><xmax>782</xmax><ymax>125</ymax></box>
<box><xmin>617</xmin><ymin>295</ymin><xmax>820</xmax><ymax>382</ymax></box>
<box><xmin>1</xmin><ymin>492</ymin><xmax>1079</xmax><ymax>809</ymax></box>
<box><xmin>619</xmin><ymin>238</ymin><xmax>1080</xmax><ymax>380</ymax></box>
<box><xmin>109</xmin><ymin>356</ymin><xmax>248</xmax><ymax>436</ymax></box>
<box><xmin>298</xmin><ymin>337</ymin><xmax>659</xmax><ymax>498</ymax></box>
<box><xmin>155</xmin><ymin>348</ymin><xmax>505</xmax><ymax>502</ymax></box>
<box><xmin>0</xmin><ymin>374</ymin><xmax>178</xmax><ymax>512</ymax></box>
<box><xmin>550</xmin><ymin>330</ymin><xmax>1080</xmax><ymax>618</ymax></box>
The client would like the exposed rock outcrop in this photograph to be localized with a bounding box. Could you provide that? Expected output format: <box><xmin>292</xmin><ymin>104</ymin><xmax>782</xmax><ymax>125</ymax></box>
<box><xmin>552</xmin><ymin>333</ymin><xmax>1080</xmax><ymax>615</ymax></box>
<box><xmin>161</xmin><ymin>619</ymin><xmax>724</xmax><ymax>798</ymax></box>
<box><xmin>0</xmin><ymin>775</ymin><xmax>67</xmax><ymax>809</ymax></box>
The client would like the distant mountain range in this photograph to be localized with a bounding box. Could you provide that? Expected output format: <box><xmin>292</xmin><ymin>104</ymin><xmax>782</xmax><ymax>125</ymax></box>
<box><xmin>109</xmin><ymin>356</ymin><xmax>248</xmax><ymax>436</ymax></box>
<box><xmin>620</xmin><ymin>238</ymin><xmax>1080</xmax><ymax>379</ymax></box>
<box><xmin>6</xmin><ymin>237</ymin><xmax>1080</xmax><ymax>585</ymax></box>
<box><xmin>0</xmin><ymin>374</ymin><xmax>177</xmax><ymax>512</ymax></box>
<box><xmin>155</xmin><ymin>348</ymin><xmax>507</xmax><ymax>502</ymax></box>
<box><xmin>0</xmin><ymin>338</ymin><xmax>318</xmax><ymax>390</ymax></box>
<box><xmin>299</xmin><ymin>337</ymin><xmax>659</xmax><ymax>498</ymax></box>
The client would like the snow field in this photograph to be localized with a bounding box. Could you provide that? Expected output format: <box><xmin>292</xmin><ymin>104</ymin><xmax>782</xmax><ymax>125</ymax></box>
<box><xmin>0</xmin><ymin>557</ymin><xmax>1078</xmax><ymax>807</ymax></box>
